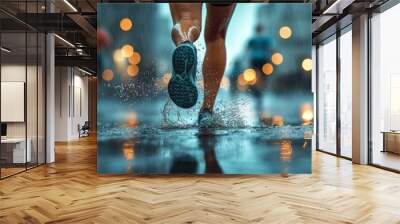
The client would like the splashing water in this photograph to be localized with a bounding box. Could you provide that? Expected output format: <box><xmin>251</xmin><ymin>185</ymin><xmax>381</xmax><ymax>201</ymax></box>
<box><xmin>161</xmin><ymin>92</ymin><xmax>257</xmax><ymax>129</ymax></box>
<box><xmin>160</xmin><ymin>41</ymin><xmax>259</xmax><ymax>129</ymax></box>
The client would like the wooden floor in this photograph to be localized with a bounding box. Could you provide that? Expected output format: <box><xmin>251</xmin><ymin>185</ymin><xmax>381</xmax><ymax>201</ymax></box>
<box><xmin>1</xmin><ymin>136</ymin><xmax>400</xmax><ymax>224</ymax></box>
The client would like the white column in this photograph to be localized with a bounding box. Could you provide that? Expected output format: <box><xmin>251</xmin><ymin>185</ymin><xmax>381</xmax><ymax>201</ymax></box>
<box><xmin>46</xmin><ymin>33</ymin><xmax>55</xmax><ymax>163</ymax></box>
<box><xmin>45</xmin><ymin>1</ymin><xmax>55</xmax><ymax>163</ymax></box>
<box><xmin>352</xmin><ymin>14</ymin><xmax>369</xmax><ymax>164</ymax></box>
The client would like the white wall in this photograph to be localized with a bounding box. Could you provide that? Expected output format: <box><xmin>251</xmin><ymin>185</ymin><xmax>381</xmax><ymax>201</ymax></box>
<box><xmin>1</xmin><ymin>65</ymin><xmax>43</xmax><ymax>138</ymax></box>
<box><xmin>54</xmin><ymin>67</ymin><xmax>89</xmax><ymax>141</ymax></box>
<box><xmin>1</xmin><ymin>64</ymin><xmax>46</xmax><ymax>164</ymax></box>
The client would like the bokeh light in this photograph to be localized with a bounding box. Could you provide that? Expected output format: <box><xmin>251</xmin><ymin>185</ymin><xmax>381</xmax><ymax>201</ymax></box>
<box><xmin>121</xmin><ymin>44</ymin><xmax>134</xmax><ymax>58</ymax></box>
<box><xmin>128</xmin><ymin>52</ymin><xmax>141</xmax><ymax>65</ymax></box>
<box><xmin>102</xmin><ymin>69</ymin><xmax>114</xmax><ymax>81</ymax></box>
<box><xmin>279</xmin><ymin>26</ymin><xmax>292</xmax><ymax>39</ymax></box>
<box><xmin>120</xmin><ymin>18</ymin><xmax>133</xmax><ymax>31</ymax></box>
<box><xmin>127</xmin><ymin>65</ymin><xmax>139</xmax><ymax>77</ymax></box>
<box><xmin>300</xmin><ymin>103</ymin><xmax>313</xmax><ymax>125</ymax></box>
<box><xmin>243</xmin><ymin>68</ymin><xmax>256</xmax><ymax>83</ymax></box>
<box><xmin>113</xmin><ymin>49</ymin><xmax>124</xmax><ymax>63</ymax></box>
<box><xmin>262</xmin><ymin>63</ymin><xmax>273</xmax><ymax>75</ymax></box>
<box><xmin>237</xmin><ymin>74</ymin><xmax>248</xmax><ymax>91</ymax></box>
<box><xmin>302</xmin><ymin>58</ymin><xmax>312</xmax><ymax>72</ymax></box>
<box><xmin>271</xmin><ymin>53</ymin><xmax>284</xmax><ymax>65</ymax></box>
<box><xmin>302</xmin><ymin>110</ymin><xmax>313</xmax><ymax>121</ymax></box>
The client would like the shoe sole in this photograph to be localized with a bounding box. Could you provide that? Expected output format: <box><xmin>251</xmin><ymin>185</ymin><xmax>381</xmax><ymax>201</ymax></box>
<box><xmin>168</xmin><ymin>44</ymin><xmax>198</xmax><ymax>109</ymax></box>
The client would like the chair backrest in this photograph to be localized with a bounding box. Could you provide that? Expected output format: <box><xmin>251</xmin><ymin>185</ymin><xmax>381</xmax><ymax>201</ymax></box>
<box><xmin>82</xmin><ymin>121</ymin><xmax>90</xmax><ymax>129</ymax></box>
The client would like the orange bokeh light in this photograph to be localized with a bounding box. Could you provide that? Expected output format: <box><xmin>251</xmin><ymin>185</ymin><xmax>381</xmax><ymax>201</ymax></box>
<box><xmin>120</xmin><ymin>18</ymin><xmax>133</xmax><ymax>31</ymax></box>
<box><xmin>121</xmin><ymin>44</ymin><xmax>134</xmax><ymax>58</ymax></box>
<box><xmin>271</xmin><ymin>53</ymin><xmax>283</xmax><ymax>65</ymax></box>
<box><xmin>262</xmin><ymin>63</ymin><xmax>273</xmax><ymax>75</ymax></box>
<box><xmin>128</xmin><ymin>52</ymin><xmax>141</xmax><ymax>65</ymax></box>
<box><xmin>243</xmin><ymin>69</ymin><xmax>257</xmax><ymax>85</ymax></box>
<box><xmin>113</xmin><ymin>49</ymin><xmax>124</xmax><ymax>63</ymax></box>
<box><xmin>279</xmin><ymin>26</ymin><xmax>292</xmax><ymax>39</ymax></box>
<box><xmin>127</xmin><ymin>65</ymin><xmax>139</xmax><ymax>77</ymax></box>
<box><xmin>300</xmin><ymin>103</ymin><xmax>313</xmax><ymax>125</ymax></box>
<box><xmin>302</xmin><ymin>58</ymin><xmax>312</xmax><ymax>72</ymax></box>
<box><xmin>102</xmin><ymin>69</ymin><xmax>114</xmax><ymax>81</ymax></box>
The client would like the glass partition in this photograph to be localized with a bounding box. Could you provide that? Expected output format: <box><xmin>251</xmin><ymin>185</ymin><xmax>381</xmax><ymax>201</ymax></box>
<box><xmin>0</xmin><ymin>1</ymin><xmax>46</xmax><ymax>179</ymax></box>
<box><xmin>27</xmin><ymin>31</ymin><xmax>37</xmax><ymax>169</ymax></box>
<box><xmin>1</xmin><ymin>30</ymin><xmax>28</xmax><ymax>178</ymax></box>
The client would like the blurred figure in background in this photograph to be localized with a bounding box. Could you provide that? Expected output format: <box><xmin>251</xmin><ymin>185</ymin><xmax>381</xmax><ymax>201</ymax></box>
<box><xmin>167</xmin><ymin>3</ymin><xmax>236</xmax><ymax>127</ymax></box>
<box><xmin>246</xmin><ymin>24</ymin><xmax>273</xmax><ymax>114</ymax></box>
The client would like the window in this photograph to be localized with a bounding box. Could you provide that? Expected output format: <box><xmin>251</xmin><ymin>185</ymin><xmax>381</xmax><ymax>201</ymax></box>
<box><xmin>370</xmin><ymin>3</ymin><xmax>400</xmax><ymax>171</ymax></box>
<box><xmin>339</xmin><ymin>28</ymin><xmax>352</xmax><ymax>158</ymax></box>
<box><xmin>317</xmin><ymin>36</ymin><xmax>337</xmax><ymax>154</ymax></box>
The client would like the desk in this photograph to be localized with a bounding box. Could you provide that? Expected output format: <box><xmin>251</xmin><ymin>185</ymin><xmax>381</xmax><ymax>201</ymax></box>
<box><xmin>1</xmin><ymin>138</ymin><xmax>31</xmax><ymax>163</ymax></box>
<box><xmin>382</xmin><ymin>131</ymin><xmax>400</xmax><ymax>154</ymax></box>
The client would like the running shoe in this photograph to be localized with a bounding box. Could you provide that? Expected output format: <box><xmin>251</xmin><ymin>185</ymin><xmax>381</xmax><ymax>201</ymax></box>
<box><xmin>168</xmin><ymin>41</ymin><xmax>198</xmax><ymax>108</ymax></box>
<box><xmin>198</xmin><ymin>108</ymin><xmax>213</xmax><ymax>128</ymax></box>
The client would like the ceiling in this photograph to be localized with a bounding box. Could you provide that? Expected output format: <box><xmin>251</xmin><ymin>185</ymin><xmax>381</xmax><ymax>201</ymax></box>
<box><xmin>0</xmin><ymin>0</ymin><xmax>394</xmax><ymax>75</ymax></box>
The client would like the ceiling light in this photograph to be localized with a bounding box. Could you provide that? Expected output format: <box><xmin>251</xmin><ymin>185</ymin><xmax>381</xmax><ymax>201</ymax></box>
<box><xmin>1</xmin><ymin>47</ymin><xmax>11</xmax><ymax>53</ymax></box>
<box><xmin>63</xmin><ymin>0</ymin><xmax>78</xmax><ymax>12</ymax></box>
<box><xmin>322</xmin><ymin>0</ymin><xmax>354</xmax><ymax>15</ymax></box>
<box><xmin>54</xmin><ymin>34</ymin><xmax>75</xmax><ymax>48</ymax></box>
<box><xmin>78</xmin><ymin>67</ymin><xmax>93</xmax><ymax>76</ymax></box>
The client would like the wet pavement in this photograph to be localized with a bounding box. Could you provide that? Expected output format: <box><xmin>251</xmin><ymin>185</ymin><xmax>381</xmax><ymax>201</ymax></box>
<box><xmin>98</xmin><ymin>118</ymin><xmax>312</xmax><ymax>174</ymax></box>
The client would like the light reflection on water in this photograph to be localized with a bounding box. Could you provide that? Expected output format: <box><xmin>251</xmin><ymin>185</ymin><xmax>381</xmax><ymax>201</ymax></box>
<box><xmin>97</xmin><ymin>125</ymin><xmax>312</xmax><ymax>174</ymax></box>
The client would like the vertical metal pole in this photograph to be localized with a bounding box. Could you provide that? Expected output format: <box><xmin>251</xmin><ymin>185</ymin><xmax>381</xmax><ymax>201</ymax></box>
<box><xmin>315</xmin><ymin>44</ymin><xmax>320</xmax><ymax>150</ymax></box>
<box><xmin>25</xmin><ymin>0</ymin><xmax>28</xmax><ymax>170</ymax></box>
<box><xmin>0</xmin><ymin>18</ymin><xmax>2</xmax><ymax>179</ymax></box>
<box><xmin>367</xmin><ymin>11</ymin><xmax>373</xmax><ymax>164</ymax></box>
<box><xmin>36</xmin><ymin>0</ymin><xmax>39</xmax><ymax>167</ymax></box>
<box><xmin>336</xmin><ymin>28</ymin><xmax>341</xmax><ymax>157</ymax></box>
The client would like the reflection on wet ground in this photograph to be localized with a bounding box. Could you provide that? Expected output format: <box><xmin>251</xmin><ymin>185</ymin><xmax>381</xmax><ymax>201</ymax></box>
<box><xmin>97</xmin><ymin>125</ymin><xmax>312</xmax><ymax>174</ymax></box>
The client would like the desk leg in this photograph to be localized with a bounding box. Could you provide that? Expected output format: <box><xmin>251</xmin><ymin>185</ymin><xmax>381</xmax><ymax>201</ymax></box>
<box><xmin>382</xmin><ymin>133</ymin><xmax>386</xmax><ymax>153</ymax></box>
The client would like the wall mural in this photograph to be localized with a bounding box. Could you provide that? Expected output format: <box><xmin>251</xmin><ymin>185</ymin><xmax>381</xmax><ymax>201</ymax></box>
<box><xmin>97</xmin><ymin>3</ymin><xmax>313</xmax><ymax>175</ymax></box>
